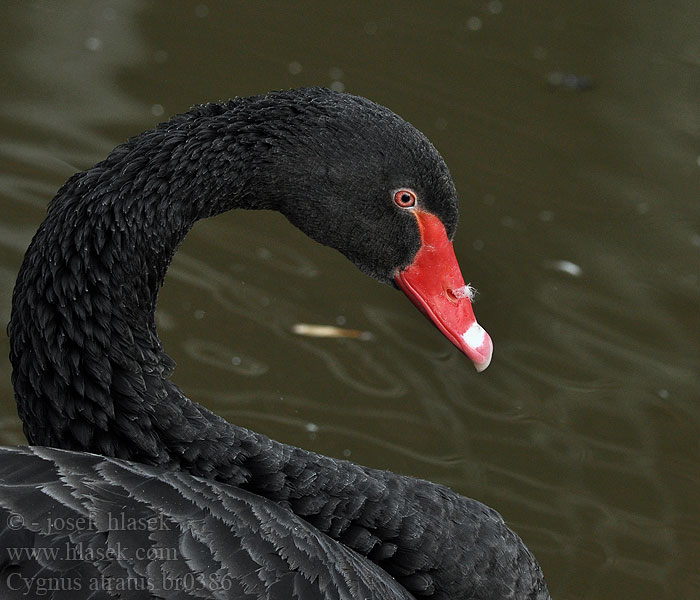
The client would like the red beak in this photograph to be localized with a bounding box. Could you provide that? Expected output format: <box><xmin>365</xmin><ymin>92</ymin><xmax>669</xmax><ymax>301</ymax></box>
<box><xmin>394</xmin><ymin>211</ymin><xmax>493</xmax><ymax>372</ymax></box>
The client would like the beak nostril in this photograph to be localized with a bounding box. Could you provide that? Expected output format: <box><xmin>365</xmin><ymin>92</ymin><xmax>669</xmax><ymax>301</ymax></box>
<box><xmin>446</xmin><ymin>284</ymin><xmax>476</xmax><ymax>303</ymax></box>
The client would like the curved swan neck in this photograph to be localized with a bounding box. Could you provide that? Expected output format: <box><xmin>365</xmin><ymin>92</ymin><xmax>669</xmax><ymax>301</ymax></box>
<box><xmin>9</xmin><ymin>99</ymin><xmax>284</xmax><ymax>456</ymax></box>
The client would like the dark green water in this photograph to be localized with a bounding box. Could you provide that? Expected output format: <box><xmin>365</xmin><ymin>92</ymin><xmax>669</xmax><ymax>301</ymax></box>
<box><xmin>1</xmin><ymin>2</ymin><xmax>698</xmax><ymax>598</ymax></box>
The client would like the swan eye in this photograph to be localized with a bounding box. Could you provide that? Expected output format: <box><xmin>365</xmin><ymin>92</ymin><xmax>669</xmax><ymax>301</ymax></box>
<box><xmin>393</xmin><ymin>188</ymin><xmax>417</xmax><ymax>209</ymax></box>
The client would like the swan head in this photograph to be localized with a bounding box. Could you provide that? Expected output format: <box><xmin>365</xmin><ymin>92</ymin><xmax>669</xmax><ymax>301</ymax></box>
<box><xmin>258</xmin><ymin>89</ymin><xmax>492</xmax><ymax>370</ymax></box>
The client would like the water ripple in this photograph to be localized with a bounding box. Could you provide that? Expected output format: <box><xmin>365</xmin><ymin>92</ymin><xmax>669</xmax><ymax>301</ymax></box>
<box><xmin>182</xmin><ymin>339</ymin><xmax>269</xmax><ymax>376</ymax></box>
<box><xmin>168</xmin><ymin>252</ymin><xmax>406</xmax><ymax>398</ymax></box>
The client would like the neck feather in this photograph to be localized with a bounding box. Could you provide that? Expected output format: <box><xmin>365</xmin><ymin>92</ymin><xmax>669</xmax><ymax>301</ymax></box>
<box><xmin>10</xmin><ymin>101</ymin><xmax>274</xmax><ymax>458</ymax></box>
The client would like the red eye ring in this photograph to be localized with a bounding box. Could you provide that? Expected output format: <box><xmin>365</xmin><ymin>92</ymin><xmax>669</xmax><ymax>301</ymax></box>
<box><xmin>393</xmin><ymin>188</ymin><xmax>417</xmax><ymax>209</ymax></box>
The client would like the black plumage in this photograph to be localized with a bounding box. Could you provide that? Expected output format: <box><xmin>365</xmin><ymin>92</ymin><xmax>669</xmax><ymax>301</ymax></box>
<box><xmin>3</xmin><ymin>88</ymin><xmax>549</xmax><ymax>599</ymax></box>
<box><xmin>0</xmin><ymin>446</ymin><xmax>412</xmax><ymax>600</ymax></box>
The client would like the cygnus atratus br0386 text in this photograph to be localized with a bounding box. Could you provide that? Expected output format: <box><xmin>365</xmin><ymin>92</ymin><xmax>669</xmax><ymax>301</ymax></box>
<box><xmin>2</xmin><ymin>88</ymin><xmax>549</xmax><ymax>600</ymax></box>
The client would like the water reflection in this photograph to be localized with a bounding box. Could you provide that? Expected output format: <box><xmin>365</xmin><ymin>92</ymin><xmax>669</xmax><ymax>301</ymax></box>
<box><xmin>170</xmin><ymin>250</ymin><xmax>408</xmax><ymax>397</ymax></box>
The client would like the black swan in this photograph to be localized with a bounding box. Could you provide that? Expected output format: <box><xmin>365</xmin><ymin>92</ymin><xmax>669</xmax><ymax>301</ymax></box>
<box><xmin>1</xmin><ymin>88</ymin><xmax>549</xmax><ymax>600</ymax></box>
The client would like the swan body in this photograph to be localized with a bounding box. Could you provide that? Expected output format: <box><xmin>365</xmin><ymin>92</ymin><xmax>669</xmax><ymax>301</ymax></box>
<box><xmin>0</xmin><ymin>446</ymin><xmax>413</xmax><ymax>600</ymax></box>
<box><xmin>2</xmin><ymin>88</ymin><xmax>548</xmax><ymax>599</ymax></box>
